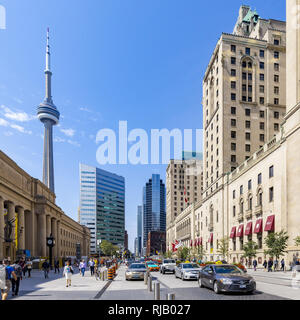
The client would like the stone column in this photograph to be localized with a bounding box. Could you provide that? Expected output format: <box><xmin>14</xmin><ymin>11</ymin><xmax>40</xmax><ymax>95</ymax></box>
<box><xmin>7</xmin><ymin>202</ymin><xmax>15</xmax><ymax>244</ymax></box>
<box><xmin>38</xmin><ymin>214</ymin><xmax>47</xmax><ymax>257</ymax></box>
<box><xmin>0</xmin><ymin>197</ymin><xmax>4</xmax><ymax>260</ymax></box>
<box><xmin>46</xmin><ymin>215</ymin><xmax>51</xmax><ymax>256</ymax></box>
<box><xmin>51</xmin><ymin>218</ymin><xmax>57</xmax><ymax>258</ymax></box>
<box><xmin>26</xmin><ymin>211</ymin><xmax>36</xmax><ymax>256</ymax></box>
<box><xmin>17</xmin><ymin>207</ymin><xmax>25</xmax><ymax>250</ymax></box>
<box><xmin>56</xmin><ymin>220</ymin><xmax>61</xmax><ymax>258</ymax></box>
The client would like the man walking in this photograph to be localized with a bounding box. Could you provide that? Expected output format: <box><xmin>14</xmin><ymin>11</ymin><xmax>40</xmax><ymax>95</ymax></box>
<box><xmin>54</xmin><ymin>259</ymin><xmax>60</xmax><ymax>274</ymax></box>
<box><xmin>42</xmin><ymin>259</ymin><xmax>50</xmax><ymax>279</ymax></box>
<box><xmin>274</xmin><ymin>259</ymin><xmax>279</xmax><ymax>271</ymax></box>
<box><xmin>0</xmin><ymin>259</ymin><xmax>17</xmax><ymax>300</ymax></box>
<box><xmin>281</xmin><ymin>259</ymin><xmax>285</xmax><ymax>271</ymax></box>
<box><xmin>89</xmin><ymin>259</ymin><xmax>95</xmax><ymax>276</ymax></box>
<box><xmin>11</xmin><ymin>260</ymin><xmax>22</xmax><ymax>297</ymax></box>
<box><xmin>268</xmin><ymin>258</ymin><xmax>273</xmax><ymax>272</ymax></box>
<box><xmin>253</xmin><ymin>259</ymin><xmax>258</xmax><ymax>271</ymax></box>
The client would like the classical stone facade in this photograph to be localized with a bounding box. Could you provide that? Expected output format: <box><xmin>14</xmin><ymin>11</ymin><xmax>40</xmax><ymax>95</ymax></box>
<box><xmin>0</xmin><ymin>150</ymin><xmax>90</xmax><ymax>261</ymax></box>
<box><xmin>167</xmin><ymin>1</ymin><xmax>300</xmax><ymax>266</ymax></box>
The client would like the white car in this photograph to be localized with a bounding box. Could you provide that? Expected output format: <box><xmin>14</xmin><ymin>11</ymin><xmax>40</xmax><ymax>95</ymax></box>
<box><xmin>160</xmin><ymin>259</ymin><xmax>176</xmax><ymax>274</ymax></box>
<box><xmin>175</xmin><ymin>263</ymin><xmax>202</xmax><ymax>280</ymax></box>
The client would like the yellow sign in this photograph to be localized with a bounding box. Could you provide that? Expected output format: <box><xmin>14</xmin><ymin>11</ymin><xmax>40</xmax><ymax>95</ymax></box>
<box><xmin>216</xmin><ymin>261</ymin><xmax>222</xmax><ymax>265</ymax></box>
<box><xmin>15</xmin><ymin>213</ymin><xmax>18</xmax><ymax>249</ymax></box>
<box><xmin>210</xmin><ymin>248</ymin><xmax>213</xmax><ymax>254</ymax></box>
<box><xmin>185</xmin><ymin>261</ymin><xmax>190</xmax><ymax>263</ymax></box>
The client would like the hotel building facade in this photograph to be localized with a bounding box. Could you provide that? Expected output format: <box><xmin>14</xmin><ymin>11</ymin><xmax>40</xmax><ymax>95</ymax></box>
<box><xmin>167</xmin><ymin>2</ymin><xmax>300</xmax><ymax>266</ymax></box>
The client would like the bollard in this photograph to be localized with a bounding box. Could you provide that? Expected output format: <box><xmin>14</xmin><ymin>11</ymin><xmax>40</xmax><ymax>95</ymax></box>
<box><xmin>166</xmin><ymin>293</ymin><xmax>175</xmax><ymax>300</ymax></box>
<box><xmin>154</xmin><ymin>281</ymin><xmax>160</xmax><ymax>300</ymax></box>
<box><xmin>104</xmin><ymin>269</ymin><xmax>108</xmax><ymax>280</ymax></box>
<box><xmin>144</xmin><ymin>272</ymin><xmax>148</xmax><ymax>285</ymax></box>
<box><xmin>148</xmin><ymin>275</ymin><xmax>153</xmax><ymax>292</ymax></box>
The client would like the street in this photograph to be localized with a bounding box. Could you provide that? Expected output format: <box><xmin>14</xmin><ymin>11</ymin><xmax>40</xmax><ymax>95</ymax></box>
<box><xmin>9</xmin><ymin>265</ymin><xmax>300</xmax><ymax>301</ymax></box>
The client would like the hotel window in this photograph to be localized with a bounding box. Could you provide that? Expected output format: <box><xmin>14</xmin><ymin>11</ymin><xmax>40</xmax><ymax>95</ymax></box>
<box><xmin>274</xmin><ymin>39</ymin><xmax>280</xmax><ymax>45</ymax></box>
<box><xmin>245</xmin><ymin>109</ymin><xmax>251</xmax><ymax>116</ymax></box>
<box><xmin>274</xmin><ymin>98</ymin><xmax>279</xmax><ymax>105</ymax></box>
<box><xmin>231</xmin><ymin>143</ymin><xmax>236</xmax><ymax>151</ymax></box>
<box><xmin>260</xmin><ymin>97</ymin><xmax>265</xmax><ymax>104</ymax></box>
<box><xmin>231</xmin><ymin>69</ymin><xmax>236</xmax><ymax>76</ymax></box>
<box><xmin>259</xmin><ymin>85</ymin><xmax>264</xmax><ymax>93</ymax></box>
<box><xmin>248</xmin><ymin>85</ymin><xmax>252</xmax><ymax>93</ymax></box>
<box><xmin>231</xmin><ymin>81</ymin><xmax>236</xmax><ymax>89</ymax></box>
<box><xmin>231</xmin><ymin>107</ymin><xmax>236</xmax><ymax>115</ymax></box>
<box><xmin>242</xmin><ymin>72</ymin><xmax>247</xmax><ymax>80</ymax></box>
<box><xmin>260</xmin><ymin>134</ymin><xmax>265</xmax><ymax>142</ymax></box>
<box><xmin>274</xmin><ymin>123</ymin><xmax>279</xmax><ymax>131</ymax></box>
<box><xmin>260</xmin><ymin>50</ymin><xmax>265</xmax><ymax>58</ymax></box>
<box><xmin>231</xmin><ymin>119</ymin><xmax>236</xmax><ymax>127</ymax></box>
<box><xmin>274</xmin><ymin>111</ymin><xmax>280</xmax><ymax>119</ymax></box>
<box><xmin>233</xmin><ymin>206</ymin><xmax>236</xmax><ymax>217</ymax></box>
<box><xmin>269</xmin><ymin>165</ymin><xmax>274</xmax><ymax>178</ymax></box>
<box><xmin>231</xmin><ymin>93</ymin><xmax>236</xmax><ymax>101</ymax></box>
<box><xmin>260</xmin><ymin>62</ymin><xmax>265</xmax><ymax>69</ymax></box>
<box><xmin>242</xmin><ymin>84</ymin><xmax>247</xmax><ymax>92</ymax></box>
<box><xmin>258</xmin><ymin>173</ymin><xmax>262</xmax><ymax>185</ymax></box>
<box><xmin>231</xmin><ymin>45</ymin><xmax>236</xmax><ymax>53</ymax></box>
<box><xmin>269</xmin><ymin>187</ymin><xmax>274</xmax><ymax>202</ymax></box>
<box><xmin>260</xmin><ymin>122</ymin><xmax>265</xmax><ymax>130</ymax></box>
<box><xmin>242</xmin><ymin>96</ymin><xmax>247</xmax><ymax>102</ymax></box>
<box><xmin>274</xmin><ymin>75</ymin><xmax>279</xmax><ymax>82</ymax></box>
<box><xmin>231</xmin><ymin>155</ymin><xmax>236</xmax><ymax>163</ymax></box>
<box><xmin>274</xmin><ymin>63</ymin><xmax>279</xmax><ymax>71</ymax></box>
<box><xmin>246</xmin><ymin>132</ymin><xmax>251</xmax><ymax>140</ymax></box>
<box><xmin>249</xmin><ymin>197</ymin><xmax>253</xmax><ymax>210</ymax></box>
<box><xmin>248</xmin><ymin>73</ymin><xmax>252</xmax><ymax>81</ymax></box>
<box><xmin>231</xmin><ymin>131</ymin><xmax>236</xmax><ymax>139</ymax></box>
<box><xmin>245</xmin><ymin>47</ymin><xmax>251</xmax><ymax>55</ymax></box>
<box><xmin>248</xmin><ymin>96</ymin><xmax>252</xmax><ymax>102</ymax></box>
<box><xmin>231</xmin><ymin>167</ymin><xmax>236</xmax><ymax>172</ymax></box>
<box><xmin>248</xmin><ymin>180</ymin><xmax>252</xmax><ymax>190</ymax></box>
<box><xmin>233</xmin><ymin>190</ymin><xmax>236</xmax><ymax>199</ymax></box>
<box><xmin>274</xmin><ymin>86</ymin><xmax>279</xmax><ymax>95</ymax></box>
<box><xmin>240</xmin><ymin>185</ymin><xmax>243</xmax><ymax>195</ymax></box>
<box><xmin>274</xmin><ymin>51</ymin><xmax>280</xmax><ymax>59</ymax></box>
<box><xmin>260</xmin><ymin>111</ymin><xmax>265</xmax><ymax>118</ymax></box>
<box><xmin>245</xmin><ymin>121</ymin><xmax>251</xmax><ymax>129</ymax></box>
<box><xmin>246</xmin><ymin>144</ymin><xmax>251</xmax><ymax>152</ymax></box>
<box><xmin>231</xmin><ymin>57</ymin><xmax>236</xmax><ymax>65</ymax></box>
<box><xmin>260</xmin><ymin>74</ymin><xmax>265</xmax><ymax>81</ymax></box>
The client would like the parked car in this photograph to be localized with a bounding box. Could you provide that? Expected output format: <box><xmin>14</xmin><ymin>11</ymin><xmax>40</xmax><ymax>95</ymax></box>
<box><xmin>146</xmin><ymin>261</ymin><xmax>160</xmax><ymax>272</ymax></box>
<box><xmin>125</xmin><ymin>263</ymin><xmax>147</xmax><ymax>280</ymax></box>
<box><xmin>198</xmin><ymin>264</ymin><xmax>256</xmax><ymax>294</ymax></box>
<box><xmin>175</xmin><ymin>263</ymin><xmax>202</xmax><ymax>280</ymax></box>
<box><xmin>160</xmin><ymin>259</ymin><xmax>176</xmax><ymax>274</ymax></box>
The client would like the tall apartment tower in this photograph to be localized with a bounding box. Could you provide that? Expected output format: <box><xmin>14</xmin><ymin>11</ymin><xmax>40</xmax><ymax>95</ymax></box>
<box><xmin>142</xmin><ymin>174</ymin><xmax>166</xmax><ymax>251</ymax></box>
<box><xmin>202</xmin><ymin>6</ymin><xmax>286</xmax><ymax>199</ymax></box>
<box><xmin>166</xmin><ymin>152</ymin><xmax>203</xmax><ymax>226</ymax></box>
<box><xmin>79</xmin><ymin>164</ymin><xmax>125</xmax><ymax>253</ymax></box>
<box><xmin>137</xmin><ymin>205</ymin><xmax>143</xmax><ymax>256</ymax></box>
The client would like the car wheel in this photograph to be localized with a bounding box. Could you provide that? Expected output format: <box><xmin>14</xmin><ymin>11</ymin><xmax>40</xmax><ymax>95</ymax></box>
<box><xmin>173</xmin><ymin>271</ymin><xmax>175</xmax><ymax>274</ymax></box>
<box><xmin>198</xmin><ymin>278</ymin><xmax>204</xmax><ymax>288</ymax></box>
<box><xmin>162</xmin><ymin>269</ymin><xmax>165</xmax><ymax>275</ymax></box>
<box><xmin>213</xmin><ymin>281</ymin><xmax>220</xmax><ymax>294</ymax></box>
<box><xmin>181</xmin><ymin>273</ymin><xmax>185</xmax><ymax>281</ymax></box>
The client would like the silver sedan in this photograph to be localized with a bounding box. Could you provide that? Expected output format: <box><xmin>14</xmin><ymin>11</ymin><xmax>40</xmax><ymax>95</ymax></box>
<box><xmin>175</xmin><ymin>263</ymin><xmax>202</xmax><ymax>280</ymax></box>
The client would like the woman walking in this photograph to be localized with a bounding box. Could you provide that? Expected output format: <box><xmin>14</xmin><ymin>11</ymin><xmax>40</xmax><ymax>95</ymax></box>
<box><xmin>79</xmin><ymin>260</ymin><xmax>86</xmax><ymax>277</ymax></box>
<box><xmin>63</xmin><ymin>261</ymin><xmax>73</xmax><ymax>287</ymax></box>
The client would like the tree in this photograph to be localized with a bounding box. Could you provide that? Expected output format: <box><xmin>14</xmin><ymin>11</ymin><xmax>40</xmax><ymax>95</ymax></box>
<box><xmin>197</xmin><ymin>245</ymin><xmax>206</xmax><ymax>261</ymax></box>
<box><xmin>242</xmin><ymin>241</ymin><xmax>258</xmax><ymax>261</ymax></box>
<box><xmin>295</xmin><ymin>236</ymin><xmax>300</xmax><ymax>247</ymax></box>
<box><xmin>177</xmin><ymin>247</ymin><xmax>190</xmax><ymax>261</ymax></box>
<box><xmin>264</xmin><ymin>231</ymin><xmax>289</xmax><ymax>259</ymax></box>
<box><xmin>100</xmin><ymin>240</ymin><xmax>119</xmax><ymax>257</ymax></box>
<box><xmin>163</xmin><ymin>251</ymin><xmax>173</xmax><ymax>259</ymax></box>
<box><xmin>217</xmin><ymin>237</ymin><xmax>230</xmax><ymax>260</ymax></box>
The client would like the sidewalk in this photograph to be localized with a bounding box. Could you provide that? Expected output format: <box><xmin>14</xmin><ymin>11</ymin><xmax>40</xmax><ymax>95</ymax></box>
<box><xmin>12</xmin><ymin>268</ymin><xmax>108</xmax><ymax>300</ymax></box>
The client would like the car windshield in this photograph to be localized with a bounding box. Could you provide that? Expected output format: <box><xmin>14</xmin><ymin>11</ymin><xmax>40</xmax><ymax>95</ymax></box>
<box><xmin>182</xmin><ymin>264</ymin><xmax>199</xmax><ymax>269</ymax></box>
<box><xmin>214</xmin><ymin>266</ymin><xmax>242</xmax><ymax>274</ymax></box>
<box><xmin>164</xmin><ymin>260</ymin><xmax>175</xmax><ymax>264</ymax></box>
<box><xmin>130</xmin><ymin>264</ymin><xmax>146</xmax><ymax>269</ymax></box>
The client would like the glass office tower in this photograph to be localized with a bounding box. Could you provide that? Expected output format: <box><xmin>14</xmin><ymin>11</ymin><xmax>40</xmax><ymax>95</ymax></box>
<box><xmin>142</xmin><ymin>174</ymin><xmax>166</xmax><ymax>252</ymax></box>
<box><xmin>137</xmin><ymin>205</ymin><xmax>143</xmax><ymax>256</ymax></box>
<box><xmin>79</xmin><ymin>164</ymin><xmax>125</xmax><ymax>254</ymax></box>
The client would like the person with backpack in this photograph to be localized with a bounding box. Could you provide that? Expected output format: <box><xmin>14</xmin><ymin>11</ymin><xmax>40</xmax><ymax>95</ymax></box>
<box><xmin>42</xmin><ymin>259</ymin><xmax>50</xmax><ymax>279</ymax></box>
<box><xmin>0</xmin><ymin>259</ymin><xmax>17</xmax><ymax>300</ymax></box>
<box><xmin>26</xmin><ymin>259</ymin><xmax>32</xmax><ymax>278</ymax></box>
<box><xmin>11</xmin><ymin>260</ymin><xmax>22</xmax><ymax>297</ymax></box>
<box><xmin>63</xmin><ymin>260</ymin><xmax>74</xmax><ymax>287</ymax></box>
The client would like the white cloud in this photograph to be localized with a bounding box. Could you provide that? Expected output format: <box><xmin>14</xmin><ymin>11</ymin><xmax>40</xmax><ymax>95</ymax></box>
<box><xmin>4</xmin><ymin>131</ymin><xmax>13</xmax><ymax>137</ymax></box>
<box><xmin>10</xmin><ymin>124</ymin><xmax>32</xmax><ymax>135</ymax></box>
<box><xmin>0</xmin><ymin>118</ymin><xmax>9</xmax><ymax>127</ymax></box>
<box><xmin>0</xmin><ymin>105</ymin><xmax>36</xmax><ymax>122</ymax></box>
<box><xmin>54</xmin><ymin>136</ymin><xmax>80</xmax><ymax>147</ymax></box>
<box><xmin>79</xmin><ymin>107</ymin><xmax>92</xmax><ymax>113</ymax></box>
<box><xmin>67</xmin><ymin>140</ymin><xmax>80</xmax><ymax>147</ymax></box>
<box><xmin>13</xmin><ymin>97</ymin><xmax>23</xmax><ymax>104</ymax></box>
<box><xmin>60</xmin><ymin>128</ymin><xmax>75</xmax><ymax>137</ymax></box>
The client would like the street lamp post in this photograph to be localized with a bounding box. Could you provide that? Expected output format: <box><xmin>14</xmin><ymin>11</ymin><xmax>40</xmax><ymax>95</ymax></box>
<box><xmin>47</xmin><ymin>233</ymin><xmax>55</xmax><ymax>270</ymax></box>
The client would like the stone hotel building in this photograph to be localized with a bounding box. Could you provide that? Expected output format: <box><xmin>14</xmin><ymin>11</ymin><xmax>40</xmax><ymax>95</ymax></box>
<box><xmin>167</xmin><ymin>2</ymin><xmax>300</xmax><ymax>265</ymax></box>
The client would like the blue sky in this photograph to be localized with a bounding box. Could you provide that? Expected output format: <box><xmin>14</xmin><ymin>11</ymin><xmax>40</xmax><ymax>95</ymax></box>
<box><xmin>0</xmin><ymin>0</ymin><xmax>285</xmax><ymax>251</ymax></box>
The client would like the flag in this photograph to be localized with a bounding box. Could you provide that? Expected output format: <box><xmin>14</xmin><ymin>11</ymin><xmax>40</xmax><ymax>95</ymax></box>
<box><xmin>184</xmin><ymin>187</ymin><xmax>188</xmax><ymax>203</ymax></box>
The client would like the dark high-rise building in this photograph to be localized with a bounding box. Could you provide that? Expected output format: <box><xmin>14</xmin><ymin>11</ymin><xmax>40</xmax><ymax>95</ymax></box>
<box><xmin>146</xmin><ymin>231</ymin><xmax>166</xmax><ymax>257</ymax></box>
<box><xmin>124</xmin><ymin>230</ymin><xmax>128</xmax><ymax>250</ymax></box>
<box><xmin>137</xmin><ymin>205</ymin><xmax>142</xmax><ymax>256</ymax></box>
<box><xmin>142</xmin><ymin>174</ymin><xmax>166</xmax><ymax>254</ymax></box>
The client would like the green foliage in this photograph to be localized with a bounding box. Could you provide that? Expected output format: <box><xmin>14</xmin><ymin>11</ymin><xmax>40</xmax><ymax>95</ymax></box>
<box><xmin>163</xmin><ymin>251</ymin><xmax>173</xmax><ymax>259</ymax></box>
<box><xmin>100</xmin><ymin>240</ymin><xmax>119</xmax><ymax>257</ymax></box>
<box><xmin>295</xmin><ymin>236</ymin><xmax>300</xmax><ymax>247</ymax></box>
<box><xmin>264</xmin><ymin>231</ymin><xmax>289</xmax><ymax>259</ymax></box>
<box><xmin>217</xmin><ymin>237</ymin><xmax>230</xmax><ymax>259</ymax></box>
<box><xmin>197</xmin><ymin>245</ymin><xmax>206</xmax><ymax>261</ymax></box>
<box><xmin>177</xmin><ymin>247</ymin><xmax>190</xmax><ymax>261</ymax></box>
<box><xmin>242</xmin><ymin>241</ymin><xmax>259</xmax><ymax>260</ymax></box>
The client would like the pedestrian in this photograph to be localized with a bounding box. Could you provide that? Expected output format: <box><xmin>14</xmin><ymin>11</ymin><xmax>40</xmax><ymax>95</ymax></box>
<box><xmin>54</xmin><ymin>259</ymin><xmax>60</xmax><ymax>274</ymax></box>
<box><xmin>89</xmin><ymin>259</ymin><xmax>95</xmax><ymax>276</ymax></box>
<box><xmin>11</xmin><ymin>260</ymin><xmax>22</xmax><ymax>297</ymax></box>
<box><xmin>42</xmin><ymin>259</ymin><xmax>50</xmax><ymax>279</ymax></box>
<box><xmin>63</xmin><ymin>261</ymin><xmax>74</xmax><ymax>287</ymax></box>
<box><xmin>19</xmin><ymin>258</ymin><xmax>27</xmax><ymax>278</ymax></box>
<box><xmin>26</xmin><ymin>259</ymin><xmax>32</xmax><ymax>278</ymax></box>
<box><xmin>253</xmin><ymin>259</ymin><xmax>258</xmax><ymax>271</ymax></box>
<box><xmin>296</xmin><ymin>259</ymin><xmax>300</xmax><ymax>266</ymax></box>
<box><xmin>268</xmin><ymin>258</ymin><xmax>273</xmax><ymax>272</ymax></box>
<box><xmin>281</xmin><ymin>259</ymin><xmax>285</xmax><ymax>271</ymax></box>
<box><xmin>0</xmin><ymin>259</ymin><xmax>17</xmax><ymax>300</ymax></box>
<box><xmin>79</xmin><ymin>260</ymin><xmax>86</xmax><ymax>277</ymax></box>
<box><xmin>263</xmin><ymin>260</ymin><xmax>267</xmax><ymax>271</ymax></box>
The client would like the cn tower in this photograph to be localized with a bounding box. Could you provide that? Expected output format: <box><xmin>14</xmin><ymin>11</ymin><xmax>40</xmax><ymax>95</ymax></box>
<box><xmin>37</xmin><ymin>28</ymin><xmax>60</xmax><ymax>193</ymax></box>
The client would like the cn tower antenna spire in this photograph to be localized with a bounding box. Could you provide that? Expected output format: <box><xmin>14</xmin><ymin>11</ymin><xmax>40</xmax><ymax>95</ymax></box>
<box><xmin>46</xmin><ymin>27</ymin><xmax>51</xmax><ymax>72</ymax></box>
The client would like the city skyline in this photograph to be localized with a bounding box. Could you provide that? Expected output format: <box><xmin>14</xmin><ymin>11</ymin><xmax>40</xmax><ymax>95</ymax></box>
<box><xmin>0</xmin><ymin>1</ymin><xmax>286</xmax><ymax>251</ymax></box>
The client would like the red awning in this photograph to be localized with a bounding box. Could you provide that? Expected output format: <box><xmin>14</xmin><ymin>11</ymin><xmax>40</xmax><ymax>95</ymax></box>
<box><xmin>199</xmin><ymin>237</ymin><xmax>203</xmax><ymax>246</ymax></box>
<box><xmin>208</xmin><ymin>233</ymin><xmax>213</xmax><ymax>244</ymax></box>
<box><xmin>194</xmin><ymin>239</ymin><xmax>198</xmax><ymax>247</ymax></box>
<box><xmin>237</xmin><ymin>225</ymin><xmax>244</xmax><ymax>238</ymax></box>
<box><xmin>190</xmin><ymin>240</ymin><xmax>193</xmax><ymax>247</ymax></box>
<box><xmin>230</xmin><ymin>227</ymin><xmax>237</xmax><ymax>239</ymax></box>
<box><xmin>254</xmin><ymin>219</ymin><xmax>263</xmax><ymax>234</ymax></box>
<box><xmin>245</xmin><ymin>222</ymin><xmax>253</xmax><ymax>236</ymax></box>
<box><xmin>264</xmin><ymin>215</ymin><xmax>275</xmax><ymax>232</ymax></box>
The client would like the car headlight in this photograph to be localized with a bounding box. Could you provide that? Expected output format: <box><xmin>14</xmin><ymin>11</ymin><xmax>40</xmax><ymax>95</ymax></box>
<box><xmin>126</xmin><ymin>271</ymin><xmax>132</xmax><ymax>275</ymax></box>
<box><xmin>219</xmin><ymin>278</ymin><xmax>233</xmax><ymax>285</ymax></box>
